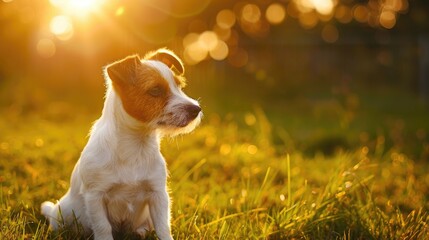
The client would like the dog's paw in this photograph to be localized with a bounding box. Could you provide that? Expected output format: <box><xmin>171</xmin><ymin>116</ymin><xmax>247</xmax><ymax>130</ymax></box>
<box><xmin>41</xmin><ymin>201</ymin><xmax>60</xmax><ymax>230</ymax></box>
<box><xmin>41</xmin><ymin>201</ymin><xmax>55</xmax><ymax>216</ymax></box>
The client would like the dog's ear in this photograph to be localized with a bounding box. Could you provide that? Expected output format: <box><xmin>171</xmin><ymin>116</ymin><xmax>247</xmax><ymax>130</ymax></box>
<box><xmin>106</xmin><ymin>55</ymin><xmax>141</xmax><ymax>84</ymax></box>
<box><xmin>145</xmin><ymin>49</ymin><xmax>184</xmax><ymax>76</ymax></box>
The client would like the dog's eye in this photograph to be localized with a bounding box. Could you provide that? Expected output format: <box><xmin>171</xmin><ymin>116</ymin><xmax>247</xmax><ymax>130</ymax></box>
<box><xmin>147</xmin><ymin>86</ymin><xmax>165</xmax><ymax>97</ymax></box>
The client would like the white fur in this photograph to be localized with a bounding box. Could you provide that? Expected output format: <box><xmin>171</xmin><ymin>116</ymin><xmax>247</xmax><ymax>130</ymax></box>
<box><xmin>41</xmin><ymin>60</ymin><xmax>201</xmax><ymax>240</ymax></box>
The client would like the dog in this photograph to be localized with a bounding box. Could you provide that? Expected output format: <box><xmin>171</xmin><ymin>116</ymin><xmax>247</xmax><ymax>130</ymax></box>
<box><xmin>41</xmin><ymin>49</ymin><xmax>202</xmax><ymax>240</ymax></box>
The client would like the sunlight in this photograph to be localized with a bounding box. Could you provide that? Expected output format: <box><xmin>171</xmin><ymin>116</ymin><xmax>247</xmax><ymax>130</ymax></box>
<box><xmin>50</xmin><ymin>15</ymin><xmax>74</xmax><ymax>40</ymax></box>
<box><xmin>294</xmin><ymin>0</ymin><xmax>335</xmax><ymax>15</ymax></box>
<box><xmin>310</xmin><ymin>0</ymin><xmax>334</xmax><ymax>15</ymax></box>
<box><xmin>49</xmin><ymin>0</ymin><xmax>101</xmax><ymax>17</ymax></box>
<box><xmin>36</xmin><ymin>38</ymin><xmax>56</xmax><ymax>58</ymax></box>
<box><xmin>115</xmin><ymin>6</ymin><xmax>125</xmax><ymax>17</ymax></box>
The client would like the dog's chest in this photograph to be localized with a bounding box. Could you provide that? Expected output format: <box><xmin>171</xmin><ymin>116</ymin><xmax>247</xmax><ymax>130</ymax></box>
<box><xmin>112</xmin><ymin>136</ymin><xmax>166</xmax><ymax>180</ymax></box>
<box><xmin>106</xmin><ymin>180</ymin><xmax>153</xmax><ymax>201</ymax></box>
<box><xmin>104</xmin><ymin>181</ymin><xmax>153</xmax><ymax>225</ymax></box>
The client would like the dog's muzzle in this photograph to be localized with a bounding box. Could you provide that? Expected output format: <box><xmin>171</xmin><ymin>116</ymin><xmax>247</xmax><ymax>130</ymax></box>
<box><xmin>184</xmin><ymin>104</ymin><xmax>201</xmax><ymax>121</ymax></box>
<box><xmin>158</xmin><ymin>104</ymin><xmax>201</xmax><ymax>128</ymax></box>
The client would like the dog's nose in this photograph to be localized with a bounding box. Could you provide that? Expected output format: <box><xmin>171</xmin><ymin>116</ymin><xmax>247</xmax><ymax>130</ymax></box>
<box><xmin>185</xmin><ymin>104</ymin><xmax>201</xmax><ymax>119</ymax></box>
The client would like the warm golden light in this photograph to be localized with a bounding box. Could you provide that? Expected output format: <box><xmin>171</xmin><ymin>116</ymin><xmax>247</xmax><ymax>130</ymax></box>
<box><xmin>213</xmin><ymin>25</ymin><xmax>231</xmax><ymax>41</ymax></box>
<box><xmin>379</xmin><ymin>10</ymin><xmax>396</xmax><ymax>29</ymax></box>
<box><xmin>198</xmin><ymin>31</ymin><xmax>218</xmax><ymax>51</ymax></box>
<box><xmin>294</xmin><ymin>0</ymin><xmax>313</xmax><ymax>13</ymax></box>
<box><xmin>241</xmin><ymin>4</ymin><xmax>261</xmax><ymax>24</ymax></box>
<box><xmin>184</xmin><ymin>42</ymin><xmax>208</xmax><ymax>65</ymax></box>
<box><xmin>216</xmin><ymin>9</ymin><xmax>236</xmax><ymax>29</ymax></box>
<box><xmin>68</xmin><ymin>0</ymin><xmax>96</xmax><ymax>11</ymax></box>
<box><xmin>115</xmin><ymin>6</ymin><xmax>125</xmax><ymax>16</ymax></box>
<box><xmin>50</xmin><ymin>15</ymin><xmax>74</xmax><ymax>40</ymax></box>
<box><xmin>384</xmin><ymin>0</ymin><xmax>408</xmax><ymax>12</ymax></box>
<box><xmin>310</xmin><ymin>0</ymin><xmax>334</xmax><ymax>15</ymax></box>
<box><xmin>50</xmin><ymin>0</ymin><xmax>101</xmax><ymax>17</ymax></box>
<box><xmin>209</xmin><ymin>40</ymin><xmax>229</xmax><ymax>61</ymax></box>
<box><xmin>266</xmin><ymin>3</ymin><xmax>286</xmax><ymax>25</ymax></box>
<box><xmin>335</xmin><ymin>5</ymin><xmax>353</xmax><ymax>24</ymax></box>
<box><xmin>182</xmin><ymin>33</ymin><xmax>199</xmax><ymax>48</ymax></box>
<box><xmin>353</xmin><ymin>5</ymin><xmax>369</xmax><ymax>23</ymax></box>
<box><xmin>182</xmin><ymin>31</ymin><xmax>218</xmax><ymax>65</ymax></box>
<box><xmin>36</xmin><ymin>38</ymin><xmax>56</xmax><ymax>58</ymax></box>
<box><xmin>299</xmin><ymin>11</ymin><xmax>318</xmax><ymax>29</ymax></box>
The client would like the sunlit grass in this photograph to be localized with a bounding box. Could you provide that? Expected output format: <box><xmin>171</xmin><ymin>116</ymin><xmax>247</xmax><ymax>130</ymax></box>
<box><xmin>0</xmin><ymin>76</ymin><xmax>428</xmax><ymax>239</ymax></box>
<box><xmin>1</xmin><ymin>90</ymin><xmax>428</xmax><ymax>239</ymax></box>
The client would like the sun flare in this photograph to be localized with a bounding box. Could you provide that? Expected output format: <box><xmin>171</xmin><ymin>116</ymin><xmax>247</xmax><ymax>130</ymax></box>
<box><xmin>50</xmin><ymin>0</ymin><xmax>101</xmax><ymax>17</ymax></box>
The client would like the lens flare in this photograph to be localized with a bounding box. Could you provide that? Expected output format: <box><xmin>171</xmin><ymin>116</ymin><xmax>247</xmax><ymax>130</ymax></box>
<box><xmin>49</xmin><ymin>0</ymin><xmax>101</xmax><ymax>17</ymax></box>
<box><xmin>50</xmin><ymin>15</ymin><xmax>74</xmax><ymax>40</ymax></box>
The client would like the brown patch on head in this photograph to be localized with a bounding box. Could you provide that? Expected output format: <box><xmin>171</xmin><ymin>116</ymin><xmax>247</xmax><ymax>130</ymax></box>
<box><xmin>106</xmin><ymin>55</ymin><xmax>171</xmax><ymax>123</ymax></box>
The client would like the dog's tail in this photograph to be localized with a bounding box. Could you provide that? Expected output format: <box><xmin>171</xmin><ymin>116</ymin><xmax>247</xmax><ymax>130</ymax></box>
<box><xmin>41</xmin><ymin>201</ymin><xmax>60</xmax><ymax>230</ymax></box>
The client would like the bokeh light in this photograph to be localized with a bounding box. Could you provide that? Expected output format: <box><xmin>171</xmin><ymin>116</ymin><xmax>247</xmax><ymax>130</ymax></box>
<box><xmin>294</xmin><ymin>0</ymin><xmax>313</xmax><ymax>13</ymax></box>
<box><xmin>184</xmin><ymin>41</ymin><xmax>208</xmax><ymax>65</ymax></box>
<box><xmin>335</xmin><ymin>5</ymin><xmax>353</xmax><ymax>24</ymax></box>
<box><xmin>266</xmin><ymin>3</ymin><xmax>286</xmax><ymax>25</ymax></box>
<box><xmin>216</xmin><ymin>9</ymin><xmax>236</xmax><ymax>29</ymax></box>
<box><xmin>198</xmin><ymin>31</ymin><xmax>218</xmax><ymax>51</ymax></box>
<box><xmin>182</xmin><ymin>29</ymin><xmax>229</xmax><ymax>64</ymax></box>
<box><xmin>299</xmin><ymin>11</ymin><xmax>319</xmax><ymax>29</ymax></box>
<box><xmin>379</xmin><ymin>10</ymin><xmax>396</xmax><ymax>29</ymax></box>
<box><xmin>311</xmin><ymin>0</ymin><xmax>335</xmax><ymax>15</ymax></box>
<box><xmin>353</xmin><ymin>5</ymin><xmax>369</xmax><ymax>23</ymax></box>
<box><xmin>209</xmin><ymin>40</ymin><xmax>229</xmax><ymax>61</ymax></box>
<box><xmin>183</xmin><ymin>33</ymin><xmax>199</xmax><ymax>48</ymax></box>
<box><xmin>241</xmin><ymin>4</ymin><xmax>261</xmax><ymax>24</ymax></box>
<box><xmin>213</xmin><ymin>25</ymin><xmax>231</xmax><ymax>41</ymax></box>
<box><xmin>0</xmin><ymin>0</ymin><xmax>416</xmax><ymax>70</ymax></box>
<box><xmin>50</xmin><ymin>15</ymin><xmax>74</xmax><ymax>41</ymax></box>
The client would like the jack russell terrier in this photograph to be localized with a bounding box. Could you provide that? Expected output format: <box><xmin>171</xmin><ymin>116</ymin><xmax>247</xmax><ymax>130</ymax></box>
<box><xmin>41</xmin><ymin>49</ymin><xmax>202</xmax><ymax>240</ymax></box>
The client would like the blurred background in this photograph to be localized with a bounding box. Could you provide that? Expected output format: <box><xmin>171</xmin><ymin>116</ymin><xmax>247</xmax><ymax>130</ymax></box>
<box><xmin>1</xmin><ymin>0</ymin><xmax>429</xmax><ymax>159</ymax></box>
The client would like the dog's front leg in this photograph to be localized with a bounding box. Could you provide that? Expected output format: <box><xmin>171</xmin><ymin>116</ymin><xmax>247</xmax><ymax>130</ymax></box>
<box><xmin>84</xmin><ymin>191</ymin><xmax>113</xmax><ymax>240</ymax></box>
<box><xmin>149</xmin><ymin>190</ymin><xmax>173</xmax><ymax>240</ymax></box>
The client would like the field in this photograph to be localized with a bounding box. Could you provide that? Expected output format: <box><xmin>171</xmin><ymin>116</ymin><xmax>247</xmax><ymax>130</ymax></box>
<box><xmin>1</xmin><ymin>76</ymin><xmax>429</xmax><ymax>239</ymax></box>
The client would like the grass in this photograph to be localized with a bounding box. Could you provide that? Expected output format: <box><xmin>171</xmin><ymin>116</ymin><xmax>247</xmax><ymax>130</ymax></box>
<box><xmin>1</xmin><ymin>78</ymin><xmax>429</xmax><ymax>239</ymax></box>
